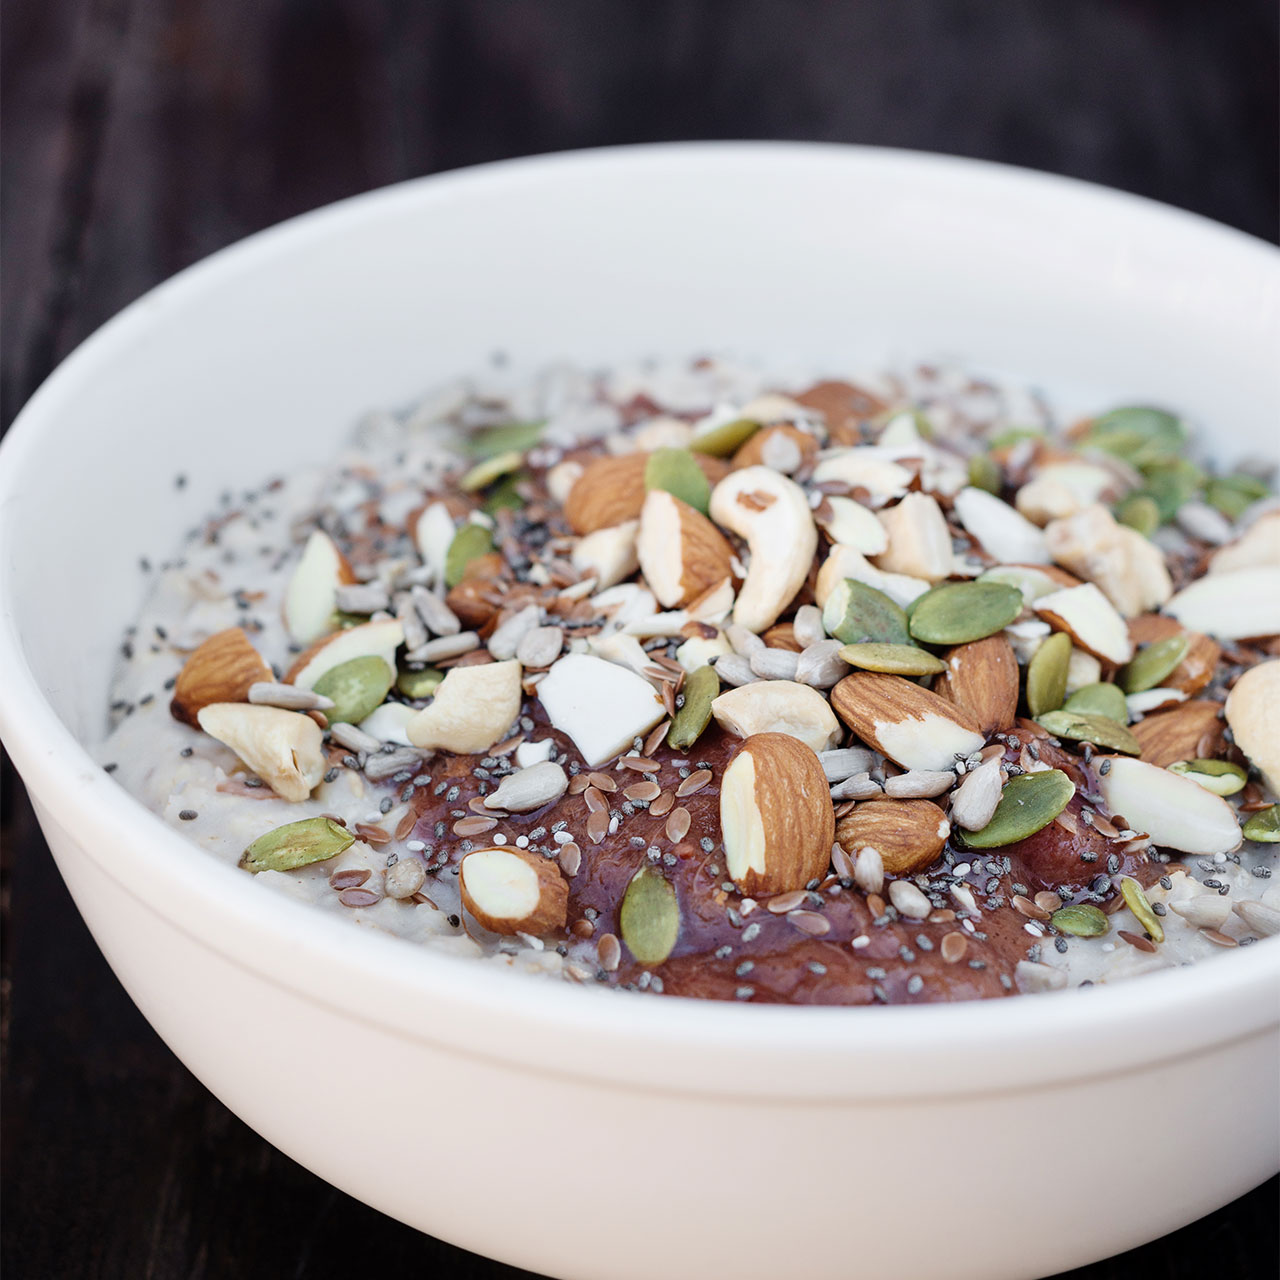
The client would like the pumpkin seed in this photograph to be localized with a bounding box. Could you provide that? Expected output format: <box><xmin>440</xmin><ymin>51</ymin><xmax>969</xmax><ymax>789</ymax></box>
<box><xmin>690</xmin><ymin>416</ymin><xmax>760</xmax><ymax>457</ymax></box>
<box><xmin>1050</xmin><ymin>902</ymin><xmax>1109</xmax><ymax>937</ymax></box>
<box><xmin>1242</xmin><ymin>805</ymin><xmax>1280</xmax><ymax>843</ymax></box>
<box><xmin>240</xmin><ymin>816</ymin><xmax>354</xmax><ymax>873</ymax></box>
<box><xmin>1167</xmin><ymin>758</ymin><xmax>1248</xmax><ymax>796</ymax></box>
<box><xmin>396</xmin><ymin>666</ymin><xmax>444</xmax><ymax>699</ymax></box>
<box><xmin>444</xmin><ymin>522</ymin><xmax>494</xmax><ymax>588</ymax></box>
<box><xmin>482</xmin><ymin>471</ymin><xmax>526</xmax><ymax>513</ymax></box>
<box><xmin>1085</xmin><ymin>406</ymin><xmax>1187</xmax><ymax>469</ymax></box>
<box><xmin>907</xmin><ymin>581</ymin><xmax>1023</xmax><ymax>646</ymax></box>
<box><xmin>837</xmin><ymin>642</ymin><xmax>945</xmax><ymax>676</ymax></box>
<box><xmin>668</xmin><ymin>664</ymin><xmax>719</xmax><ymax>750</ymax></box>
<box><xmin>1115</xmin><ymin>493</ymin><xmax>1161</xmax><ymax>537</ymax></box>
<box><xmin>644</xmin><ymin>447</ymin><xmax>711</xmax><ymax>513</ymax></box>
<box><xmin>957</xmin><ymin>769</ymin><xmax>1075</xmax><ymax>849</ymax></box>
<box><xmin>312</xmin><ymin>656</ymin><xmax>395</xmax><ymax>724</ymax></box>
<box><xmin>1120</xmin><ymin>875</ymin><xmax>1164</xmax><ymax>943</ymax></box>
<box><xmin>967</xmin><ymin>453</ymin><xmax>1002</xmax><ymax>494</ymax></box>
<box><xmin>1137</xmin><ymin>458</ymin><xmax>1206</xmax><ymax>521</ymax></box>
<box><xmin>1026</xmin><ymin>630</ymin><xmax>1072</xmax><ymax>717</ymax></box>
<box><xmin>619</xmin><ymin>867</ymin><xmax>680</xmax><ymax>965</ymax></box>
<box><xmin>1204</xmin><ymin>472</ymin><xmax>1269</xmax><ymax>521</ymax></box>
<box><xmin>460</xmin><ymin>449</ymin><xmax>523</xmax><ymax>493</ymax></box>
<box><xmin>988</xmin><ymin>426</ymin><xmax>1044</xmax><ymax>450</ymax></box>
<box><xmin>1062</xmin><ymin>682</ymin><xmax>1129</xmax><ymax>722</ymax></box>
<box><xmin>1119</xmin><ymin>634</ymin><xmax>1189</xmax><ymax>694</ymax></box>
<box><xmin>464</xmin><ymin>420</ymin><xmax>544</xmax><ymax>459</ymax></box>
<box><xmin>822</xmin><ymin>579</ymin><xmax>911</xmax><ymax>645</ymax></box>
<box><xmin>1035</xmin><ymin>709</ymin><xmax>1141</xmax><ymax>755</ymax></box>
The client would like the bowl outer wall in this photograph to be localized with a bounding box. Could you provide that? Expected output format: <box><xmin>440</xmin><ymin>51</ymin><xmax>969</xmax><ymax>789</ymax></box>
<box><xmin>1</xmin><ymin>143</ymin><xmax>1278</xmax><ymax>1104</ymax></box>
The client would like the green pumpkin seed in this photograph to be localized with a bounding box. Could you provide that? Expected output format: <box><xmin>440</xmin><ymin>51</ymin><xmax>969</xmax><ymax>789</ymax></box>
<box><xmin>966</xmin><ymin>453</ymin><xmax>1002</xmax><ymax>494</ymax></box>
<box><xmin>988</xmin><ymin>426</ymin><xmax>1044</xmax><ymax>450</ymax></box>
<box><xmin>1085</xmin><ymin>406</ymin><xmax>1187</xmax><ymax>469</ymax></box>
<box><xmin>644</xmin><ymin>447</ymin><xmax>711</xmax><ymax>513</ymax></box>
<box><xmin>837</xmin><ymin>642</ymin><xmax>945</xmax><ymax>676</ymax></box>
<box><xmin>1137</xmin><ymin>458</ymin><xmax>1206</xmax><ymax>521</ymax></box>
<box><xmin>1026</xmin><ymin>630</ymin><xmax>1073</xmax><ymax>717</ymax></box>
<box><xmin>1204</xmin><ymin>473</ymin><xmax>1270</xmax><ymax>521</ymax></box>
<box><xmin>1035</xmin><ymin>709</ymin><xmax>1141</xmax><ymax>755</ymax></box>
<box><xmin>334</xmin><ymin>610</ymin><xmax>371</xmax><ymax>630</ymax></box>
<box><xmin>1062</xmin><ymin>682</ymin><xmax>1129</xmax><ymax>722</ymax></box>
<box><xmin>464</xmin><ymin>420</ymin><xmax>544</xmax><ymax>459</ymax></box>
<box><xmin>1119</xmin><ymin>635</ymin><xmax>1189</xmax><ymax>694</ymax></box>
<box><xmin>1119</xmin><ymin>876</ymin><xmax>1164</xmax><ymax>943</ymax></box>
<box><xmin>312</xmin><ymin>656</ymin><xmax>395</xmax><ymax>724</ymax></box>
<box><xmin>907</xmin><ymin>581</ymin><xmax>1023</xmax><ymax>646</ymax></box>
<box><xmin>1115</xmin><ymin>494</ymin><xmax>1161</xmax><ymax>537</ymax></box>
<box><xmin>1242</xmin><ymin>805</ymin><xmax>1280</xmax><ymax>843</ymax></box>
<box><xmin>444</xmin><ymin>522</ymin><xmax>494</xmax><ymax>588</ymax></box>
<box><xmin>668</xmin><ymin>665</ymin><xmax>719</xmax><ymax>750</ymax></box>
<box><xmin>957</xmin><ymin>769</ymin><xmax>1075</xmax><ymax>849</ymax></box>
<box><xmin>690</xmin><ymin>416</ymin><xmax>760</xmax><ymax>457</ymax></box>
<box><xmin>1050</xmin><ymin>902</ymin><xmax>1109</xmax><ymax>937</ymax></box>
<box><xmin>460</xmin><ymin>449</ymin><xmax>523</xmax><ymax>493</ymax></box>
<box><xmin>1167</xmin><ymin>758</ymin><xmax>1248</xmax><ymax>796</ymax></box>
<box><xmin>240</xmin><ymin>816</ymin><xmax>354</xmax><ymax>873</ymax></box>
<box><xmin>397</xmin><ymin>667</ymin><xmax>444</xmax><ymax>699</ymax></box>
<box><xmin>619</xmin><ymin>868</ymin><xmax>680</xmax><ymax>965</ymax></box>
<box><xmin>823</xmin><ymin>579</ymin><xmax>912</xmax><ymax>645</ymax></box>
<box><xmin>482</xmin><ymin>471</ymin><xmax>526</xmax><ymax>514</ymax></box>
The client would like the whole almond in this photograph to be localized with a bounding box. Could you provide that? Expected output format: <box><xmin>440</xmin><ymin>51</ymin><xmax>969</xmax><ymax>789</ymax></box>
<box><xmin>933</xmin><ymin>633</ymin><xmax>1019</xmax><ymax>737</ymax></box>
<box><xmin>835</xmin><ymin>799</ymin><xmax>951</xmax><ymax>876</ymax></box>
<box><xmin>170</xmin><ymin>627</ymin><xmax>272</xmax><ymax>727</ymax></box>
<box><xmin>1130</xmin><ymin>699</ymin><xmax>1226</xmax><ymax>767</ymax></box>
<box><xmin>719</xmin><ymin>733</ymin><xmax>835</xmax><ymax>896</ymax></box>
<box><xmin>565</xmin><ymin>452</ymin><xmax>728</xmax><ymax>534</ymax></box>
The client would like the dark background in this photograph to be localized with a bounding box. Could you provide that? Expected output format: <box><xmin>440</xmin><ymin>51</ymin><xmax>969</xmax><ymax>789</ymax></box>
<box><xmin>2</xmin><ymin>1</ymin><xmax>1277</xmax><ymax>1276</ymax></box>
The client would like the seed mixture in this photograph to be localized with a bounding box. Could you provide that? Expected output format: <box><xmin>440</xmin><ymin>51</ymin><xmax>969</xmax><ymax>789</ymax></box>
<box><xmin>98</xmin><ymin>358</ymin><xmax>1280</xmax><ymax>1002</ymax></box>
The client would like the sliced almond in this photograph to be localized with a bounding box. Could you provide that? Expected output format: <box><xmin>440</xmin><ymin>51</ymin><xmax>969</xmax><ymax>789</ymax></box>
<box><xmin>952</xmin><ymin>486</ymin><xmax>1051</xmax><ymax>564</ymax></box>
<box><xmin>571</xmin><ymin>520</ymin><xmax>640</xmax><ymax>591</ymax></box>
<box><xmin>831</xmin><ymin>672</ymin><xmax>986</xmax><ymax>771</ymax></box>
<box><xmin>933</xmin><ymin>633</ymin><xmax>1019</xmax><ymax>738</ymax></box>
<box><xmin>460</xmin><ymin>846</ymin><xmax>568</xmax><ymax>935</ymax></box>
<box><xmin>636</xmin><ymin>489</ymin><xmax>737</xmax><ymax>608</ymax></box>
<box><xmin>675</xmin><ymin>629</ymin><xmax>734</xmax><ymax>672</ymax></box>
<box><xmin>283</xmin><ymin>530</ymin><xmax>356</xmax><ymax>645</ymax></box>
<box><xmin>872</xmin><ymin>492</ymin><xmax>954</xmax><ymax>583</ymax></box>
<box><xmin>1034</xmin><ymin>583</ymin><xmax>1133</xmax><ymax>665</ymax></box>
<box><xmin>720</xmin><ymin>733</ymin><xmax>835</xmax><ymax>895</ymax></box>
<box><xmin>285</xmin><ymin>617</ymin><xmax>405</xmax><ymax>690</ymax></box>
<box><xmin>1043</xmin><ymin>504</ymin><xmax>1172</xmax><ymax>617</ymax></box>
<box><xmin>1127</xmin><ymin>613</ymin><xmax>1219</xmax><ymax>696</ymax></box>
<box><xmin>1096</xmin><ymin>756</ymin><xmax>1241</xmax><ymax>855</ymax></box>
<box><xmin>835</xmin><ymin>799</ymin><xmax>950</xmax><ymax>876</ymax></box>
<box><xmin>810</xmin><ymin>447</ymin><xmax>913</xmax><ymax>506</ymax></box>
<box><xmin>1209</xmin><ymin>511</ymin><xmax>1280</xmax><ymax>575</ymax></box>
<box><xmin>1164</xmin><ymin>567</ymin><xmax>1280</xmax><ymax>640</ymax></box>
<box><xmin>406</xmin><ymin>660</ymin><xmax>523</xmax><ymax>755</ymax></box>
<box><xmin>1130</xmin><ymin>700</ymin><xmax>1226</xmax><ymax>767</ymax></box>
<box><xmin>1065</xmin><ymin>647</ymin><xmax>1103</xmax><ymax>695</ymax></box>
<box><xmin>536</xmin><ymin>653</ymin><xmax>665</xmax><ymax>766</ymax></box>
<box><xmin>412</xmin><ymin>501</ymin><xmax>457</xmax><ymax>585</ymax></box>
<box><xmin>170</xmin><ymin>628</ymin><xmax>272</xmax><ymax>727</ymax></box>
<box><xmin>196</xmin><ymin>703</ymin><xmax>325</xmax><ymax>802</ymax></box>
<box><xmin>1225</xmin><ymin>659</ymin><xmax>1280</xmax><ymax>794</ymax></box>
<box><xmin>711</xmin><ymin>680</ymin><xmax>842</xmax><ymax>754</ymax></box>
<box><xmin>814</xmin><ymin>495</ymin><xmax>889</xmax><ymax>554</ymax></box>
<box><xmin>731</xmin><ymin>424</ymin><xmax>818</xmax><ymax>472</ymax></box>
<box><xmin>815</xmin><ymin>544</ymin><xmax>930</xmax><ymax>611</ymax></box>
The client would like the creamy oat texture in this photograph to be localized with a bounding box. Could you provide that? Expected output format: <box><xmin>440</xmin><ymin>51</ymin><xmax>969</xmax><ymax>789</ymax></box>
<box><xmin>99</xmin><ymin>358</ymin><xmax>1280</xmax><ymax>1002</ymax></box>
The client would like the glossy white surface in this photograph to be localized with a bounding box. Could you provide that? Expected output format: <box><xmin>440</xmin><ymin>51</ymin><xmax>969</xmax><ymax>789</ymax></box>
<box><xmin>1</xmin><ymin>144</ymin><xmax>1278</xmax><ymax>1279</ymax></box>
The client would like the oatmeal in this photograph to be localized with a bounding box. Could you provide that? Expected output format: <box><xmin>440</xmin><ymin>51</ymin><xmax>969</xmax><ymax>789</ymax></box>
<box><xmin>99</xmin><ymin>359</ymin><xmax>1280</xmax><ymax>1001</ymax></box>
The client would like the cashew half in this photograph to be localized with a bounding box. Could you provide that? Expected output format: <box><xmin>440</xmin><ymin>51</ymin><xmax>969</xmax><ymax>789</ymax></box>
<box><xmin>708</xmin><ymin>466</ymin><xmax>816</xmax><ymax>633</ymax></box>
<box><xmin>196</xmin><ymin>703</ymin><xmax>326</xmax><ymax>802</ymax></box>
<box><xmin>406</xmin><ymin>660</ymin><xmax>523</xmax><ymax>754</ymax></box>
<box><xmin>710</xmin><ymin>679</ymin><xmax>842</xmax><ymax>754</ymax></box>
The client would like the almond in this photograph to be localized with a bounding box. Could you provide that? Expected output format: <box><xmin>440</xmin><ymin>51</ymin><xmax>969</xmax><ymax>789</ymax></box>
<box><xmin>459</xmin><ymin>846</ymin><xmax>568</xmax><ymax>935</ymax></box>
<box><xmin>445</xmin><ymin>552</ymin><xmax>509</xmax><ymax>629</ymax></box>
<box><xmin>283</xmin><ymin>530</ymin><xmax>357</xmax><ymax>645</ymax></box>
<box><xmin>1209</xmin><ymin>511</ymin><xmax>1280</xmax><ymax>575</ymax></box>
<box><xmin>952</xmin><ymin>486</ymin><xmax>1051</xmax><ymax>564</ymax></box>
<box><xmin>635</xmin><ymin>489</ymin><xmax>736</xmax><ymax>608</ymax></box>
<box><xmin>835</xmin><ymin>798</ymin><xmax>951</xmax><ymax>876</ymax></box>
<box><xmin>1034</xmin><ymin>582</ymin><xmax>1133</xmax><ymax>664</ymax></box>
<box><xmin>731</xmin><ymin>424</ymin><xmax>819</xmax><ymax>471</ymax></box>
<box><xmin>792</xmin><ymin>379</ymin><xmax>888</xmax><ymax>446</ymax></box>
<box><xmin>1164</xmin><ymin>567</ymin><xmax>1280</xmax><ymax>640</ymax></box>
<box><xmin>1224</xmin><ymin>659</ymin><xmax>1280</xmax><ymax>794</ymax></box>
<box><xmin>932</xmin><ymin>633</ymin><xmax>1019</xmax><ymax>738</ymax></box>
<box><xmin>719</xmin><ymin>733</ymin><xmax>835</xmax><ymax>895</ymax></box>
<box><xmin>564</xmin><ymin>452</ymin><xmax>728</xmax><ymax>534</ymax></box>
<box><xmin>1130</xmin><ymin>699</ymin><xmax>1225</xmax><ymax>767</ymax></box>
<box><xmin>1096</xmin><ymin>757</ymin><xmax>1241</xmax><ymax>855</ymax></box>
<box><xmin>872</xmin><ymin>492</ymin><xmax>954</xmax><ymax>582</ymax></box>
<box><xmin>1043</xmin><ymin>504</ymin><xmax>1172</xmax><ymax>617</ymax></box>
<box><xmin>1127</xmin><ymin>613</ymin><xmax>1220</xmax><ymax>696</ymax></box>
<box><xmin>761</xmin><ymin>622</ymin><xmax>803</xmax><ymax>652</ymax></box>
<box><xmin>831</xmin><ymin>672</ymin><xmax>986</xmax><ymax>770</ymax></box>
<box><xmin>285</xmin><ymin>617</ymin><xmax>405</xmax><ymax>690</ymax></box>
<box><xmin>571</xmin><ymin>520</ymin><xmax>640</xmax><ymax>591</ymax></box>
<box><xmin>170</xmin><ymin>627</ymin><xmax>272</xmax><ymax>727</ymax></box>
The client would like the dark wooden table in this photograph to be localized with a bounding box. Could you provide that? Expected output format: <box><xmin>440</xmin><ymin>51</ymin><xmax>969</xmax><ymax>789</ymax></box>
<box><xmin>3</xmin><ymin>2</ymin><xmax>1278</xmax><ymax>1276</ymax></box>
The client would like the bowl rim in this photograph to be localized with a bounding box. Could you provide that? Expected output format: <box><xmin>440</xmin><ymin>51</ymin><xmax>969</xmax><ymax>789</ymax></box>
<box><xmin>2</xmin><ymin>140</ymin><xmax>1278</xmax><ymax>1098</ymax></box>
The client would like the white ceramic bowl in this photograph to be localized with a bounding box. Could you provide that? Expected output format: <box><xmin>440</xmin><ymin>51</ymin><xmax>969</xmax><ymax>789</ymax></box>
<box><xmin>1</xmin><ymin>144</ymin><xmax>1277</xmax><ymax>1280</ymax></box>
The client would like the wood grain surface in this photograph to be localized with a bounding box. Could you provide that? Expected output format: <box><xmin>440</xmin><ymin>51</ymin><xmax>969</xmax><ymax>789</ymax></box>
<box><xmin>2</xmin><ymin>1</ymin><xmax>1277</xmax><ymax>1277</ymax></box>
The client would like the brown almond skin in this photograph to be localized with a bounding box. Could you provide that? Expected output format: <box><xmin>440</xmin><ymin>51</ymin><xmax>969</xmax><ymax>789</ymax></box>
<box><xmin>731</xmin><ymin>424</ymin><xmax>820</xmax><ymax>470</ymax></box>
<box><xmin>460</xmin><ymin>846</ymin><xmax>569</xmax><ymax>936</ymax></box>
<box><xmin>933</xmin><ymin>634</ymin><xmax>1019</xmax><ymax>738</ymax></box>
<box><xmin>792</xmin><ymin>380</ymin><xmax>888</xmax><ymax>446</ymax></box>
<box><xmin>564</xmin><ymin>452</ymin><xmax>729</xmax><ymax>534</ymax></box>
<box><xmin>668</xmin><ymin>497</ymin><xmax>737</xmax><ymax>605</ymax></box>
<box><xmin>723</xmin><ymin>732</ymin><xmax>834</xmax><ymax>897</ymax></box>
<box><xmin>761</xmin><ymin>622</ymin><xmax>803</xmax><ymax>652</ymax></box>
<box><xmin>444</xmin><ymin>551</ymin><xmax>510</xmax><ymax>628</ymax></box>
<box><xmin>170</xmin><ymin>627</ymin><xmax>272</xmax><ymax>727</ymax></box>
<box><xmin>835</xmin><ymin>799</ymin><xmax>949</xmax><ymax>876</ymax></box>
<box><xmin>830</xmin><ymin>672</ymin><xmax>984</xmax><ymax>765</ymax></box>
<box><xmin>1131</xmin><ymin>700</ymin><xmax>1226</xmax><ymax>767</ymax></box>
<box><xmin>1127</xmin><ymin>613</ymin><xmax>1220</xmax><ymax>696</ymax></box>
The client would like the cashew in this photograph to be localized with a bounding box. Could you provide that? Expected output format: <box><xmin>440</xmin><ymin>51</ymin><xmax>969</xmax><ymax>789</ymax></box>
<box><xmin>708</xmin><ymin>466</ymin><xmax>817</xmax><ymax>633</ymax></box>
<box><xmin>196</xmin><ymin>703</ymin><xmax>326</xmax><ymax>802</ymax></box>
<box><xmin>814</xmin><ymin>495</ymin><xmax>888</xmax><ymax>554</ymax></box>
<box><xmin>1225</xmin><ymin>659</ymin><xmax>1280</xmax><ymax>795</ymax></box>
<box><xmin>710</xmin><ymin>679</ymin><xmax>841</xmax><ymax>753</ymax></box>
<box><xmin>406</xmin><ymin>660</ymin><xmax>523</xmax><ymax>754</ymax></box>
